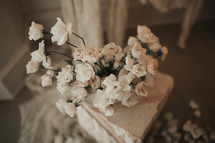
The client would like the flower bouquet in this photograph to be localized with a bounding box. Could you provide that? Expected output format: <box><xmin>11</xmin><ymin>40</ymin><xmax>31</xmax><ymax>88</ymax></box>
<box><xmin>26</xmin><ymin>17</ymin><xmax>168</xmax><ymax>118</ymax></box>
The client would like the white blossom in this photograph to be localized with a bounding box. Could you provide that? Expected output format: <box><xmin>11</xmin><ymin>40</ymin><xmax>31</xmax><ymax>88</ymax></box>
<box><xmin>28</xmin><ymin>21</ymin><xmax>44</xmax><ymax>41</ymax></box>
<box><xmin>26</xmin><ymin>61</ymin><xmax>39</xmax><ymax>74</ymax></box>
<box><xmin>189</xmin><ymin>100</ymin><xmax>199</xmax><ymax>109</ymax></box>
<box><xmin>51</xmin><ymin>17</ymin><xmax>72</xmax><ymax>45</ymax></box>
<box><xmin>64</xmin><ymin>102</ymin><xmax>77</xmax><ymax>118</ymax></box>
<box><xmin>102</xmin><ymin>74</ymin><xmax>122</xmax><ymax>95</ymax></box>
<box><xmin>161</xmin><ymin>46</ymin><xmax>168</xmax><ymax>61</ymax></box>
<box><xmin>75</xmin><ymin>63</ymin><xmax>95</xmax><ymax>83</ymax></box>
<box><xmin>148</xmin><ymin>42</ymin><xmax>161</xmax><ymax>52</ymax></box>
<box><xmin>71</xmin><ymin>87</ymin><xmax>87</xmax><ymax>102</ymax></box>
<box><xmin>42</xmin><ymin>56</ymin><xmax>51</xmax><ymax>68</ymax></box>
<box><xmin>131</xmin><ymin>42</ymin><xmax>146</xmax><ymax>58</ymax></box>
<box><xmin>57</xmin><ymin>65</ymin><xmax>74</xmax><ymax>82</ymax></box>
<box><xmin>102</xmin><ymin>42</ymin><xmax>122</xmax><ymax>55</ymax></box>
<box><xmin>31</xmin><ymin>40</ymin><xmax>46</xmax><ymax>63</ymax></box>
<box><xmin>194</xmin><ymin>110</ymin><xmax>201</xmax><ymax>118</ymax></box>
<box><xmin>135</xmin><ymin>81</ymin><xmax>148</xmax><ymax>97</ymax></box>
<box><xmin>56</xmin><ymin>81</ymin><xmax>70</xmax><ymax>95</ymax></box>
<box><xmin>147</xmin><ymin>58</ymin><xmax>158</xmax><ymax>75</ymax></box>
<box><xmin>85</xmin><ymin>46</ymin><xmax>101</xmax><ymax>63</ymax></box>
<box><xmin>89</xmin><ymin>75</ymin><xmax>101</xmax><ymax>89</ymax></box>
<box><xmin>127</xmin><ymin>36</ymin><xmax>138</xmax><ymax>47</ymax></box>
<box><xmin>137</xmin><ymin>25</ymin><xmax>158</xmax><ymax>43</ymax></box>
<box><xmin>56</xmin><ymin>99</ymin><xmax>67</xmax><ymax>114</ymax></box>
<box><xmin>41</xmin><ymin>73</ymin><xmax>53</xmax><ymax>87</ymax></box>
<box><xmin>56</xmin><ymin>99</ymin><xmax>77</xmax><ymax>118</ymax></box>
<box><xmin>124</xmin><ymin>56</ymin><xmax>134</xmax><ymax>71</ymax></box>
<box><xmin>47</xmin><ymin>68</ymin><xmax>55</xmax><ymax>77</ymax></box>
<box><xmin>131</xmin><ymin>63</ymin><xmax>147</xmax><ymax>77</ymax></box>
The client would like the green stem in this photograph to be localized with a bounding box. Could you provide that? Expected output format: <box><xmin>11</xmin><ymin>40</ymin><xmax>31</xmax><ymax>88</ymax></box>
<box><xmin>47</xmin><ymin>50</ymin><xmax>73</xmax><ymax>60</ymax></box>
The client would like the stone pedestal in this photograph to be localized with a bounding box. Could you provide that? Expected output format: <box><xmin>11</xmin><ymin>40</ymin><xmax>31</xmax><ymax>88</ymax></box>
<box><xmin>76</xmin><ymin>72</ymin><xmax>174</xmax><ymax>143</ymax></box>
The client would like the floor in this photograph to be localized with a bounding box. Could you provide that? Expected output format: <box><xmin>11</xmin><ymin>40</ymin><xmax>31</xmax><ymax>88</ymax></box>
<box><xmin>0</xmin><ymin>19</ymin><xmax>215</xmax><ymax>143</ymax></box>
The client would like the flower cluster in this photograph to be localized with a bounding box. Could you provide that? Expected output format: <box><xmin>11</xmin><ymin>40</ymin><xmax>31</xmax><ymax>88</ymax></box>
<box><xmin>26</xmin><ymin>18</ymin><xmax>168</xmax><ymax>117</ymax></box>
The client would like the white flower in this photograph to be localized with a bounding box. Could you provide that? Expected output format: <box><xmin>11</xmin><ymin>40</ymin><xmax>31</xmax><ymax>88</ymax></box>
<box><xmin>163</xmin><ymin>112</ymin><xmax>173</xmax><ymax>120</ymax></box>
<box><xmin>102</xmin><ymin>42</ymin><xmax>122</xmax><ymax>55</ymax></box>
<box><xmin>41</xmin><ymin>73</ymin><xmax>53</xmax><ymax>87</ymax></box>
<box><xmin>56</xmin><ymin>99</ymin><xmax>67</xmax><ymax>114</ymax></box>
<box><xmin>137</xmin><ymin>25</ymin><xmax>159</xmax><ymax>44</ymax></box>
<box><xmin>148</xmin><ymin>42</ymin><xmax>161</xmax><ymax>52</ymax></box>
<box><xmin>57</xmin><ymin>65</ymin><xmax>74</xmax><ymax>82</ymax></box>
<box><xmin>123</xmin><ymin>46</ymin><xmax>132</xmax><ymax>54</ymax></box>
<box><xmin>100</xmin><ymin>106</ymin><xmax>115</xmax><ymax>116</ymax></box>
<box><xmin>85</xmin><ymin>46</ymin><xmax>101</xmax><ymax>63</ymax></box>
<box><xmin>71</xmin><ymin>87</ymin><xmax>87</xmax><ymax>101</ymax></box>
<box><xmin>189</xmin><ymin>100</ymin><xmax>199</xmax><ymax>109</ymax></box>
<box><xmin>47</xmin><ymin>68</ymin><xmax>55</xmax><ymax>77</ymax></box>
<box><xmin>75</xmin><ymin>63</ymin><xmax>95</xmax><ymax>83</ymax></box>
<box><xmin>31</xmin><ymin>40</ymin><xmax>46</xmax><ymax>63</ymax></box>
<box><xmin>118</xmin><ymin>72</ymin><xmax>135</xmax><ymax>85</ymax></box>
<box><xmin>42</xmin><ymin>56</ymin><xmax>51</xmax><ymax>68</ymax></box>
<box><xmin>124</xmin><ymin>56</ymin><xmax>134</xmax><ymax>71</ymax></box>
<box><xmin>131</xmin><ymin>42</ymin><xmax>146</xmax><ymax>58</ymax></box>
<box><xmin>72</xmin><ymin>81</ymin><xmax>88</xmax><ymax>88</ymax></box>
<box><xmin>73</xmin><ymin>43</ymin><xmax>86</xmax><ymax>61</ymax></box>
<box><xmin>161</xmin><ymin>46</ymin><xmax>168</xmax><ymax>61</ymax></box>
<box><xmin>144</xmin><ymin>73</ymin><xmax>154</xmax><ymax>87</ymax></box>
<box><xmin>51</xmin><ymin>17</ymin><xmax>72</xmax><ymax>45</ymax></box>
<box><xmin>56</xmin><ymin>81</ymin><xmax>70</xmax><ymax>95</ymax></box>
<box><xmin>118</xmin><ymin>68</ymin><xmax>129</xmax><ymax>77</ymax></box>
<box><xmin>56</xmin><ymin>99</ymin><xmax>77</xmax><ymax>118</ymax></box>
<box><xmin>26</xmin><ymin>61</ymin><xmax>39</xmax><ymax>74</ymax></box>
<box><xmin>135</xmin><ymin>81</ymin><xmax>148</xmax><ymax>97</ymax></box>
<box><xmin>147</xmin><ymin>59</ymin><xmax>158</xmax><ymax>75</ymax></box>
<box><xmin>194</xmin><ymin>110</ymin><xmax>201</xmax><ymax>118</ymax></box>
<box><xmin>131</xmin><ymin>63</ymin><xmax>147</xmax><ymax>77</ymax></box>
<box><xmin>28</xmin><ymin>21</ymin><xmax>44</xmax><ymax>41</ymax></box>
<box><xmin>127</xmin><ymin>36</ymin><xmax>138</xmax><ymax>47</ymax></box>
<box><xmin>167</xmin><ymin>119</ymin><xmax>179</xmax><ymax>133</ymax></box>
<box><xmin>64</xmin><ymin>102</ymin><xmax>77</xmax><ymax>118</ymax></box>
<box><xmin>102</xmin><ymin>74</ymin><xmax>122</xmax><ymax>95</ymax></box>
<box><xmin>89</xmin><ymin>75</ymin><xmax>101</xmax><ymax>89</ymax></box>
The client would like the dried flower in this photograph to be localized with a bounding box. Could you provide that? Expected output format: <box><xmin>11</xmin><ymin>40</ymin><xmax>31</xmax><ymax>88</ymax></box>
<box><xmin>75</xmin><ymin>63</ymin><xmax>95</xmax><ymax>83</ymax></box>
<box><xmin>135</xmin><ymin>81</ymin><xmax>148</xmax><ymax>97</ymax></box>
<box><xmin>51</xmin><ymin>17</ymin><xmax>72</xmax><ymax>45</ymax></box>
<box><xmin>26</xmin><ymin>61</ymin><xmax>39</xmax><ymax>74</ymax></box>
<box><xmin>41</xmin><ymin>73</ymin><xmax>53</xmax><ymax>87</ymax></box>
<box><xmin>28</xmin><ymin>21</ymin><xmax>44</xmax><ymax>41</ymax></box>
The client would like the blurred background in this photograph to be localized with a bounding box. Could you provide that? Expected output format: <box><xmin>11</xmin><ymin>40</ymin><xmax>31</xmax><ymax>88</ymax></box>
<box><xmin>0</xmin><ymin>0</ymin><xmax>215</xmax><ymax>142</ymax></box>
